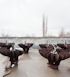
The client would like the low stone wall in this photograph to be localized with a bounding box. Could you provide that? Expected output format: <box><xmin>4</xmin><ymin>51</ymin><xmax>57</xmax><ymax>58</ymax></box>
<box><xmin>0</xmin><ymin>37</ymin><xmax>70</xmax><ymax>45</ymax></box>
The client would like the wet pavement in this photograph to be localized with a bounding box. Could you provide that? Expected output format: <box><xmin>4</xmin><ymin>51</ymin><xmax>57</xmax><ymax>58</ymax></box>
<box><xmin>1</xmin><ymin>49</ymin><xmax>70</xmax><ymax>77</ymax></box>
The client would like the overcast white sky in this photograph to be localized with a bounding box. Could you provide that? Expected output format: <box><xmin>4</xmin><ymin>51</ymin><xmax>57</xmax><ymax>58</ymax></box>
<box><xmin>0</xmin><ymin>0</ymin><xmax>70</xmax><ymax>37</ymax></box>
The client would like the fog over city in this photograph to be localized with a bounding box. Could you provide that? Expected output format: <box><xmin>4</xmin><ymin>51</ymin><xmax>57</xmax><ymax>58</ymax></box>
<box><xmin>0</xmin><ymin>0</ymin><xmax>70</xmax><ymax>37</ymax></box>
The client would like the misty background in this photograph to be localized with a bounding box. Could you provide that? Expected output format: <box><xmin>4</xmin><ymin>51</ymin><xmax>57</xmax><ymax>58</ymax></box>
<box><xmin>0</xmin><ymin>0</ymin><xmax>70</xmax><ymax>37</ymax></box>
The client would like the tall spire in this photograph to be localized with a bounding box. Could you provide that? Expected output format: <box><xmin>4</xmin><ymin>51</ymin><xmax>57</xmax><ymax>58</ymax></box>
<box><xmin>45</xmin><ymin>16</ymin><xmax>48</xmax><ymax>36</ymax></box>
<box><xmin>42</xmin><ymin>14</ymin><xmax>48</xmax><ymax>37</ymax></box>
<box><xmin>43</xmin><ymin>14</ymin><xmax>45</xmax><ymax>37</ymax></box>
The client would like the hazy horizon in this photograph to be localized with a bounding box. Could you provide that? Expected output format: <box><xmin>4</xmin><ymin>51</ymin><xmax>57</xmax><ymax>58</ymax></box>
<box><xmin>0</xmin><ymin>0</ymin><xmax>70</xmax><ymax>37</ymax></box>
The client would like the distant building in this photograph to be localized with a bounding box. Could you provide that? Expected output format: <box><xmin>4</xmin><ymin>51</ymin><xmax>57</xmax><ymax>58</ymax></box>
<box><xmin>59</xmin><ymin>27</ymin><xmax>65</xmax><ymax>37</ymax></box>
<box><xmin>64</xmin><ymin>32</ymin><xmax>70</xmax><ymax>37</ymax></box>
<box><xmin>59</xmin><ymin>28</ymin><xmax>70</xmax><ymax>37</ymax></box>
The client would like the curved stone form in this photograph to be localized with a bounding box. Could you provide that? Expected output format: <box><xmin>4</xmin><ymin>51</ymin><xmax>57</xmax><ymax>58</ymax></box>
<box><xmin>57</xmin><ymin>44</ymin><xmax>67</xmax><ymax>49</ymax></box>
<box><xmin>39</xmin><ymin>44</ymin><xmax>70</xmax><ymax>69</ymax></box>
<box><xmin>18</xmin><ymin>43</ymin><xmax>33</xmax><ymax>53</ymax></box>
<box><xmin>56</xmin><ymin>46</ymin><xmax>70</xmax><ymax>62</ymax></box>
<box><xmin>0</xmin><ymin>42</ymin><xmax>15</xmax><ymax>50</ymax></box>
<box><xmin>0</xmin><ymin>47</ymin><xmax>23</xmax><ymax>67</ymax></box>
<box><xmin>39</xmin><ymin>44</ymin><xmax>48</xmax><ymax>48</ymax></box>
<box><xmin>39</xmin><ymin>44</ymin><xmax>54</xmax><ymax>62</ymax></box>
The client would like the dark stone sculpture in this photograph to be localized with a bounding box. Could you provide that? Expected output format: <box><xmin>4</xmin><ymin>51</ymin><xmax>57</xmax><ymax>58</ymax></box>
<box><xmin>18</xmin><ymin>43</ymin><xmax>33</xmax><ymax>53</ymax></box>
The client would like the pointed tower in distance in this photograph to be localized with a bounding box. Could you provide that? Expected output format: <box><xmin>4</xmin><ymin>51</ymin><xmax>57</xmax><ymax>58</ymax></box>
<box><xmin>45</xmin><ymin>16</ymin><xmax>48</xmax><ymax>36</ymax></box>
<box><xmin>43</xmin><ymin>14</ymin><xmax>45</xmax><ymax>37</ymax></box>
<box><xmin>42</xmin><ymin>14</ymin><xmax>48</xmax><ymax>37</ymax></box>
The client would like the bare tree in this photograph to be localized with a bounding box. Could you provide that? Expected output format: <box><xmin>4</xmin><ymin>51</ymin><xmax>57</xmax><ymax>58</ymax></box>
<box><xmin>1</xmin><ymin>33</ymin><xmax>11</xmax><ymax>37</ymax></box>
